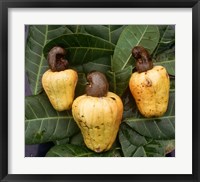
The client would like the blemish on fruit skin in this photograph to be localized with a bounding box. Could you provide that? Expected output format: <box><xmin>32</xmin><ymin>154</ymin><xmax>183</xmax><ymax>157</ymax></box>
<box><xmin>95</xmin><ymin>126</ymin><xmax>100</xmax><ymax>129</ymax></box>
<box><xmin>145</xmin><ymin>78</ymin><xmax>152</xmax><ymax>87</ymax></box>
<box><xmin>95</xmin><ymin>147</ymin><xmax>101</xmax><ymax>153</ymax></box>
<box><xmin>110</xmin><ymin>97</ymin><xmax>116</xmax><ymax>100</ymax></box>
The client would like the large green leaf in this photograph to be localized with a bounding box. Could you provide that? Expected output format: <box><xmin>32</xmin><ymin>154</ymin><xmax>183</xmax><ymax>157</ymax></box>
<box><xmin>25</xmin><ymin>93</ymin><xmax>79</xmax><ymax>144</ymax></box>
<box><xmin>46</xmin><ymin>144</ymin><xmax>121</xmax><ymax>157</ymax></box>
<box><xmin>112</xmin><ymin>25</ymin><xmax>160</xmax><ymax>72</ymax></box>
<box><xmin>65</xmin><ymin>25</ymin><xmax>87</xmax><ymax>33</ymax></box>
<box><xmin>119</xmin><ymin>123</ymin><xmax>165</xmax><ymax>157</ymax></box>
<box><xmin>123</xmin><ymin>91</ymin><xmax>175</xmax><ymax>140</ymax></box>
<box><xmin>68</xmin><ymin>25</ymin><xmax>126</xmax><ymax>77</ymax></box>
<box><xmin>157</xmin><ymin>139</ymin><xmax>175</xmax><ymax>155</ymax></box>
<box><xmin>84</xmin><ymin>25</ymin><xmax>126</xmax><ymax>45</ymax></box>
<box><xmin>25</xmin><ymin>25</ymin><xmax>72</xmax><ymax>95</ymax></box>
<box><xmin>54</xmin><ymin>138</ymin><xmax>70</xmax><ymax>145</ymax></box>
<box><xmin>82</xmin><ymin>56</ymin><xmax>111</xmax><ymax>74</ymax></box>
<box><xmin>109</xmin><ymin>25</ymin><xmax>127</xmax><ymax>45</ymax></box>
<box><xmin>152</xmin><ymin>25</ymin><xmax>175</xmax><ymax>58</ymax></box>
<box><xmin>154</xmin><ymin>46</ymin><xmax>175</xmax><ymax>75</ymax></box>
<box><xmin>43</xmin><ymin>33</ymin><xmax>115</xmax><ymax>65</ymax></box>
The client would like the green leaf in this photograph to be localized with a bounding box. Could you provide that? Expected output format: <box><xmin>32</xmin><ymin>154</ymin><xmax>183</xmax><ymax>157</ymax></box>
<box><xmin>154</xmin><ymin>46</ymin><xmax>175</xmax><ymax>75</ymax></box>
<box><xmin>25</xmin><ymin>25</ymin><xmax>72</xmax><ymax>95</ymax></box>
<box><xmin>74</xmin><ymin>72</ymin><xmax>87</xmax><ymax>97</ymax></box>
<box><xmin>65</xmin><ymin>25</ymin><xmax>87</xmax><ymax>33</ymax></box>
<box><xmin>84</xmin><ymin>25</ymin><xmax>126</xmax><ymax>45</ymax></box>
<box><xmin>107</xmin><ymin>66</ymin><xmax>132</xmax><ymax>96</ymax></box>
<box><xmin>152</xmin><ymin>25</ymin><xmax>175</xmax><ymax>58</ymax></box>
<box><xmin>123</xmin><ymin>91</ymin><xmax>175</xmax><ymax>140</ymax></box>
<box><xmin>82</xmin><ymin>56</ymin><xmax>111</xmax><ymax>74</ymax></box>
<box><xmin>46</xmin><ymin>144</ymin><xmax>121</xmax><ymax>157</ymax></box>
<box><xmin>54</xmin><ymin>138</ymin><xmax>70</xmax><ymax>145</ymax></box>
<box><xmin>109</xmin><ymin>25</ymin><xmax>127</xmax><ymax>45</ymax></box>
<box><xmin>43</xmin><ymin>33</ymin><xmax>115</xmax><ymax>65</ymax></box>
<box><xmin>112</xmin><ymin>25</ymin><xmax>160</xmax><ymax>72</ymax></box>
<box><xmin>157</xmin><ymin>139</ymin><xmax>175</xmax><ymax>155</ymax></box>
<box><xmin>119</xmin><ymin>123</ymin><xmax>164</xmax><ymax>157</ymax></box>
<box><xmin>170</xmin><ymin>79</ymin><xmax>175</xmax><ymax>90</ymax></box>
<box><xmin>70</xmin><ymin>132</ymin><xmax>85</xmax><ymax>146</ymax></box>
<box><xmin>143</xmin><ymin>140</ymin><xmax>165</xmax><ymax>157</ymax></box>
<box><xmin>25</xmin><ymin>93</ymin><xmax>79</xmax><ymax>144</ymax></box>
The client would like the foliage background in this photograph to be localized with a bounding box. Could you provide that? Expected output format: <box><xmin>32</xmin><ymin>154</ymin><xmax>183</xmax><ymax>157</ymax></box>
<box><xmin>25</xmin><ymin>25</ymin><xmax>175</xmax><ymax>157</ymax></box>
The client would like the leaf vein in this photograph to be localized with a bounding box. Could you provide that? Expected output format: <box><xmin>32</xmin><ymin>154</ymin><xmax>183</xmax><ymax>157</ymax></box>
<box><xmin>49</xmin><ymin>118</ymin><xmax>59</xmax><ymax>140</ymax></box>
<box><xmin>25</xmin><ymin>116</ymin><xmax>72</xmax><ymax>122</ymax></box>
<box><xmin>29</xmin><ymin>36</ymin><xmax>44</xmax><ymax>47</ymax></box>
<box><xmin>34</xmin><ymin>26</ymin><xmax>46</xmax><ymax>36</ymax></box>
<box><xmin>33</xmin><ymin>26</ymin><xmax>48</xmax><ymax>95</ymax></box>
<box><xmin>27</xmin><ymin>46</ymin><xmax>42</xmax><ymax>58</ymax></box>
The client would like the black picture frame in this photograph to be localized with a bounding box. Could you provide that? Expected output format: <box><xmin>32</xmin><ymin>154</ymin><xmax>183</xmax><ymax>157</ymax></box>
<box><xmin>0</xmin><ymin>0</ymin><xmax>199</xmax><ymax>181</ymax></box>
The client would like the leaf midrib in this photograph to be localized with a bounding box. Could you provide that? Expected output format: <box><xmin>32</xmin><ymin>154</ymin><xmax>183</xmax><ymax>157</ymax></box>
<box><xmin>124</xmin><ymin>115</ymin><xmax>175</xmax><ymax>122</ymax></box>
<box><xmin>66</xmin><ymin>47</ymin><xmax>114</xmax><ymax>51</ymax></box>
<box><xmin>25</xmin><ymin>116</ymin><xmax>73</xmax><ymax>122</ymax></box>
<box><xmin>34</xmin><ymin>25</ymin><xmax>48</xmax><ymax>95</ymax></box>
<box><xmin>56</xmin><ymin>33</ymin><xmax>116</xmax><ymax>47</ymax></box>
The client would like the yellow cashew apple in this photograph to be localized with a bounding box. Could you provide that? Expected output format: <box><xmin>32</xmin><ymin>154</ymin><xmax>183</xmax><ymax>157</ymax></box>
<box><xmin>129</xmin><ymin>46</ymin><xmax>170</xmax><ymax>117</ymax></box>
<box><xmin>72</xmin><ymin>71</ymin><xmax>123</xmax><ymax>153</ymax></box>
<box><xmin>42</xmin><ymin>46</ymin><xmax>78</xmax><ymax>111</ymax></box>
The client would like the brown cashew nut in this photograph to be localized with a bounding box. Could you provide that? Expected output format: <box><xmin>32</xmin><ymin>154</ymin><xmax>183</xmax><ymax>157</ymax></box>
<box><xmin>86</xmin><ymin>71</ymin><xmax>109</xmax><ymax>97</ymax></box>
<box><xmin>47</xmin><ymin>46</ymin><xmax>69</xmax><ymax>72</ymax></box>
<box><xmin>132</xmin><ymin>46</ymin><xmax>153</xmax><ymax>73</ymax></box>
